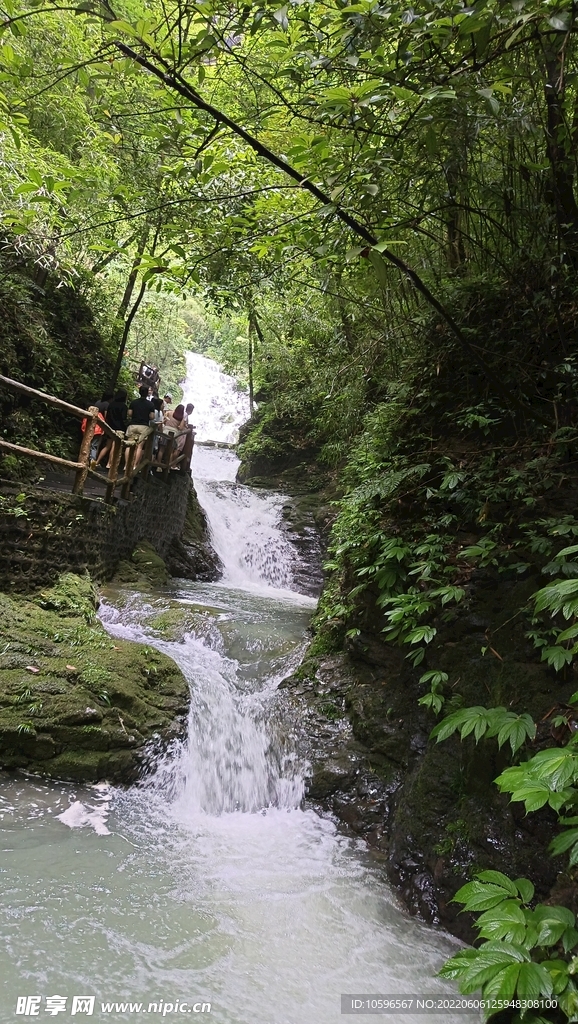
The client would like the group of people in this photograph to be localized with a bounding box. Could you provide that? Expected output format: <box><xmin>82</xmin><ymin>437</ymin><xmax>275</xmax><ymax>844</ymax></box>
<box><xmin>88</xmin><ymin>387</ymin><xmax>195</xmax><ymax>474</ymax></box>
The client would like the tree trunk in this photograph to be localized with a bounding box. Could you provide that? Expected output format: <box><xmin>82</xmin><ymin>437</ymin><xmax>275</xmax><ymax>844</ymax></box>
<box><xmin>542</xmin><ymin>34</ymin><xmax>578</xmax><ymax>263</ymax></box>
<box><xmin>109</xmin><ymin>224</ymin><xmax>154</xmax><ymax>391</ymax></box>
<box><xmin>248</xmin><ymin>310</ymin><xmax>255</xmax><ymax>417</ymax></box>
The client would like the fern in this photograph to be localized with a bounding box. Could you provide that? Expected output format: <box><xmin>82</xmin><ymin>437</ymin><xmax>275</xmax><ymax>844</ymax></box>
<box><xmin>431</xmin><ymin>706</ymin><xmax>536</xmax><ymax>754</ymax></box>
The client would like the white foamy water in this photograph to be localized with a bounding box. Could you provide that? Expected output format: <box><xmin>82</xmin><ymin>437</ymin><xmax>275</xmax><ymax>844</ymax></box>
<box><xmin>0</xmin><ymin>353</ymin><xmax>471</xmax><ymax>1022</ymax></box>
<box><xmin>194</xmin><ymin>447</ymin><xmax>302</xmax><ymax>596</ymax></box>
<box><xmin>183</xmin><ymin>352</ymin><xmax>302</xmax><ymax>598</ymax></box>
<box><xmin>182</xmin><ymin>351</ymin><xmax>250</xmax><ymax>443</ymax></box>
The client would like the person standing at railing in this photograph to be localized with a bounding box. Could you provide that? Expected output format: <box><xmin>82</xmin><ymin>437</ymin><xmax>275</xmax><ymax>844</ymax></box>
<box><xmin>91</xmin><ymin>389</ymin><xmax>128</xmax><ymax>471</ymax></box>
<box><xmin>92</xmin><ymin>391</ymin><xmax>113</xmax><ymax>458</ymax></box>
<box><xmin>184</xmin><ymin>402</ymin><xmax>196</xmax><ymax>446</ymax></box>
<box><xmin>95</xmin><ymin>391</ymin><xmax>114</xmax><ymax>414</ymax></box>
<box><xmin>127</xmin><ymin>385</ymin><xmax>155</xmax><ymax>467</ymax></box>
<box><xmin>85</xmin><ymin>414</ymin><xmax>105</xmax><ymax>461</ymax></box>
<box><xmin>164</xmin><ymin>403</ymin><xmax>190</xmax><ymax>469</ymax></box>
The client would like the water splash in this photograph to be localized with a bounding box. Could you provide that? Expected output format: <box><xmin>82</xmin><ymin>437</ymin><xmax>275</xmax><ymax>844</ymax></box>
<box><xmin>183</xmin><ymin>355</ymin><xmax>300</xmax><ymax>596</ymax></box>
<box><xmin>194</xmin><ymin>458</ymin><xmax>299</xmax><ymax>593</ymax></box>
<box><xmin>99</xmin><ymin>596</ymin><xmax>306</xmax><ymax>816</ymax></box>
<box><xmin>182</xmin><ymin>351</ymin><xmax>250</xmax><ymax>443</ymax></box>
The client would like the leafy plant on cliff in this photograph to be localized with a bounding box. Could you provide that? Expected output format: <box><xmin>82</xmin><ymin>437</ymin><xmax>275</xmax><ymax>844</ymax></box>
<box><xmin>432</xmin><ymin>707</ymin><xmax>536</xmax><ymax>755</ymax></box>
<box><xmin>440</xmin><ymin>871</ymin><xmax>578</xmax><ymax>1020</ymax></box>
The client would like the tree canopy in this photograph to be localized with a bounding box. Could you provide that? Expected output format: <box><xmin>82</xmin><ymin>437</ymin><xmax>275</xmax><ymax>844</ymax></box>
<box><xmin>0</xmin><ymin>0</ymin><xmax>575</xmax><ymax>418</ymax></box>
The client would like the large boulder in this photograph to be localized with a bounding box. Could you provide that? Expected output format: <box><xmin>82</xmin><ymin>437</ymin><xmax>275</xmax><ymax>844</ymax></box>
<box><xmin>0</xmin><ymin>573</ymin><xmax>189</xmax><ymax>781</ymax></box>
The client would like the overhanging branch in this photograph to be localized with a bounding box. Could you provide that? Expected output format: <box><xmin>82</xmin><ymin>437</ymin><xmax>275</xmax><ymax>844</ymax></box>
<box><xmin>113</xmin><ymin>39</ymin><xmax>551</xmax><ymax>427</ymax></box>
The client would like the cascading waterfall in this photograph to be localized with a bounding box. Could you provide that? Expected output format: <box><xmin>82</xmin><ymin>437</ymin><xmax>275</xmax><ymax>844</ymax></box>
<box><xmin>100</xmin><ymin>594</ymin><xmax>306</xmax><ymax>815</ymax></box>
<box><xmin>100</xmin><ymin>352</ymin><xmax>310</xmax><ymax>814</ymax></box>
<box><xmin>182</xmin><ymin>351</ymin><xmax>251</xmax><ymax>444</ymax></box>
<box><xmin>182</xmin><ymin>353</ymin><xmax>300</xmax><ymax>594</ymax></box>
<box><xmin>193</xmin><ymin>447</ymin><xmax>298</xmax><ymax>593</ymax></box>
<box><xmin>0</xmin><ymin>352</ymin><xmax>471</xmax><ymax>1024</ymax></box>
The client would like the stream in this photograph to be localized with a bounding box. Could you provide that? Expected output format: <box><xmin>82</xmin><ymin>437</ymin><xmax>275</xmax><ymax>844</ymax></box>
<box><xmin>0</xmin><ymin>355</ymin><xmax>473</xmax><ymax>1023</ymax></box>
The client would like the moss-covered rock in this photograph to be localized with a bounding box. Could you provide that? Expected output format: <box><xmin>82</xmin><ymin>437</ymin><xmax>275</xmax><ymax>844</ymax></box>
<box><xmin>111</xmin><ymin>541</ymin><xmax>170</xmax><ymax>587</ymax></box>
<box><xmin>0</xmin><ymin>573</ymin><xmax>189</xmax><ymax>782</ymax></box>
<box><xmin>146</xmin><ymin>605</ymin><xmax>206</xmax><ymax>642</ymax></box>
<box><xmin>35</xmin><ymin>572</ymin><xmax>98</xmax><ymax>621</ymax></box>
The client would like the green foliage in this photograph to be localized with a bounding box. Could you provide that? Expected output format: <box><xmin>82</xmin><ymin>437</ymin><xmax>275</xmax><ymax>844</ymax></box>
<box><xmin>0</xmin><ymin>492</ymin><xmax>28</xmax><ymax>517</ymax></box>
<box><xmin>432</xmin><ymin>707</ymin><xmax>536</xmax><ymax>755</ymax></box>
<box><xmin>526</xmin><ymin>546</ymin><xmax>578</xmax><ymax>672</ymax></box>
<box><xmin>0</xmin><ymin>252</ymin><xmax>120</xmax><ymax>457</ymax></box>
<box><xmin>418</xmin><ymin>669</ymin><xmax>449</xmax><ymax>715</ymax></box>
<box><xmin>35</xmin><ymin>573</ymin><xmax>97</xmax><ymax>624</ymax></box>
<box><xmin>440</xmin><ymin>872</ymin><xmax>578</xmax><ymax>1020</ymax></box>
<box><xmin>496</xmin><ymin>744</ymin><xmax>578</xmax><ymax>815</ymax></box>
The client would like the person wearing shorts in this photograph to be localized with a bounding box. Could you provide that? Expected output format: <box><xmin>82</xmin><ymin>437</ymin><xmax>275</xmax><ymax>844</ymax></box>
<box><xmin>126</xmin><ymin>385</ymin><xmax>154</xmax><ymax>465</ymax></box>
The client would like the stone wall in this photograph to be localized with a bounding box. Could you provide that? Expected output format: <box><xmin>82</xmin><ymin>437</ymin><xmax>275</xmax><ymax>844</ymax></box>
<box><xmin>0</xmin><ymin>472</ymin><xmax>203</xmax><ymax>591</ymax></box>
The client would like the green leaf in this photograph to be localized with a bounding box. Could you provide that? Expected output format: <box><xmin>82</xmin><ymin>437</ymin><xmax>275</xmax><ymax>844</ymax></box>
<box><xmin>405</xmin><ymin>625</ymin><xmax>436</xmax><ymax>644</ymax></box>
<box><xmin>555</xmin><ymin>544</ymin><xmax>578</xmax><ymax>559</ymax></box>
<box><xmin>559</xmin><ymin>983</ymin><xmax>578</xmax><ymax>1019</ymax></box>
<box><xmin>541</xmin><ymin>645</ymin><xmax>574</xmax><ymax>671</ymax></box>
<box><xmin>515</xmin><ymin>878</ymin><xmax>535</xmax><ymax>904</ymax></box>
<box><xmin>438</xmin><ymin>947</ymin><xmax>479</xmax><ymax>980</ymax></box>
<box><xmin>481</xmin><ymin>961</ymin><xmax>520</xmax><ymax>1000</ymax></box>
<box><xmin>458</xmin><ymin>941</ymin><xmax>530</xmax><ymax>993</ymax></box>
<box><xmin>368</xmin><ymin>249</ymin><xmax>388</xmax><ymax>288</ymax></box>
<box><xmin>419</xmin><ymin>670</ymin><xmax>448</xmax><ymax>686</ymax></box>
<box><xmin>547</xmin><ymin>12</ymin><xmax>571</xmax><ymax>31</ymax></box>
<box><xmin>532</xmin><ymin>904</ymin><xmax>575</xmax><ymax>949</ymax></box>
<box><xmin>476</xmin><ymin>900</ymin><xmax>527</xmax><ymax>943</ymax></box>
<box><xmin>476</xmin><ymin>871</ymin><xmax>519</xmax><ymax>896</ymax></box>
<box><xmin>556</xmin><ymin>624</ymin><xmax>578</xmax><ymax>643</ymax></box>
<box><xmin>550</xmin><ymin>827</ymin><xmax>578</xmax><ymax>857</ymax></box>
<box><xmin>108</xmin><ymin>19</ymin><xmax>145</xmax><ymax>41</ymax></box>
<box><xmin>452</xmin><ymin>879</ymin><xmax>517</xmax><ymax>912</ymax></box>
<box><xmin>534</xmin><ymin>579</ymin><xmax>578</xmax><ymax>615</ymax></box>
<box><xmin>516</xmin><ymin>961</ymin><xmax>553</xmax><ymax>999</ymax></box>
<box><xmin>543</xmin><ymin>958</ymin><xmax>573</xmax><ymax>994</ymax></box>
<box><xmin>496</xmin><ymin>713</ymin><xmax>536</xmax><ymax>753</ymax></box>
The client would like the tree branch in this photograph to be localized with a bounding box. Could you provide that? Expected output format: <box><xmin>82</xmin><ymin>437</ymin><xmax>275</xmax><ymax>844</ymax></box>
<box><xmin>111</xmin><ymin>38</ymin><xmax>552</xmax><ymax>427</ymax></box>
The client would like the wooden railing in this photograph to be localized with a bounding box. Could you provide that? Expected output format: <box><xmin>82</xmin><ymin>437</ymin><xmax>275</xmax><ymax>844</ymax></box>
<box><xmin>0</xmin><ymin>374</ymin><xmax>194</xmax><ymax>503</ymax></box>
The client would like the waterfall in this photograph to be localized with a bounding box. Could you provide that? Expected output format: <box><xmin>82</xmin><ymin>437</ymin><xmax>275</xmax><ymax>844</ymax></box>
<box><xmin>183</xmin><ymin>353</ymin><xmax>301</xmax><ymax>596</ymax></box>
<box><xmin>182</xmin><ymin>351</ymin><xmax>250</xmax><ymax>444</ymax></box>
<box><xmin>101</xmin><ymin>352</ymin><xmax>312</xmax><ymax>813</ymax></box>
<box><xmin>0</xmin><ymin>352</ymin><xmax>467</xmax><ymax>1024</ymax></box>
<box><xmin>193</xmin><ymin>448</ymin><xmax>299</xmax><ymax>593</ymax></box>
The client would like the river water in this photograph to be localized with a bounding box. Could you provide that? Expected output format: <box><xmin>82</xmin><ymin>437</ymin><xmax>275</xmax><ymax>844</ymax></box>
<box><xmin>0</xmin><ymin>356</ymin><xmax>471</xmax><ymax>1023</ymax></box>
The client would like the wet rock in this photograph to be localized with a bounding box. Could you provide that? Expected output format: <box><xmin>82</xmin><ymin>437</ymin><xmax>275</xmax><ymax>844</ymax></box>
<box><xmin>165</xmin><ymin>486</ymin><xmax>221</xmax><ymax>582</ymax></box>
<box><xmin>0</xmin><ymin>573</ymin><xmax>189</xmax><ymax>782</ymax></box>
<box><xmin>165</xmin><ymin>536</ymin><xmax>221</xmax><ymax>582</ymax></box>
<box><xmin>308</xmin><ymin>756</ymin><xmax>357</xmax><ymax>798</ymax></box>
<box><xmin>112</xmin><ymin>540</ymin><xmax>170</xmax><ymax>586</ymax></box>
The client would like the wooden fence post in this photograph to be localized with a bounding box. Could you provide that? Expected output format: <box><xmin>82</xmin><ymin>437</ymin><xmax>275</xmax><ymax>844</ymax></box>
<box><xmin>73</xmin><ymin>405</ymin><xmax>99</xmax><ymax>495</ymax></box>
<box><xmin>105</xmin><ymin>434</ymin><xmax>123</xmax><ymax>503</ymax></box>
<box><xmin>141</xmin><ymin>428</ymin><xmax>155</xmax><ymax>479</ymax></box>
<box><xmin>162</xmin><ymin>436</ymin><xmax>175</xmax><ymax>481</ymax></box>
<box><xmin>121</xmin><ymin>443</ymin><xmax>136</xmax><ymax>500</ymax></box>
<box><xmin>182</xmin><ymin>430</ymin><xmax>194</xmax><ymax>473</ymax></box>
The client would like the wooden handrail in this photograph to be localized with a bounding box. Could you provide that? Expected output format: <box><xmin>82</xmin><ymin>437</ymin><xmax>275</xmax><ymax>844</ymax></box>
<box><xmin>0</xmin><ymin>374</ymin><xmax>93</xmax><ymax>420</ymax></box>
<box><xmin>0</xmin><ymin>374</ymin><xmax>194</xmax><ymax>501</ymax></box>
<box><xmin>0</xmin><ymin>438</ymin><xmax>83</xmax><ymax>470</ymax></box>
